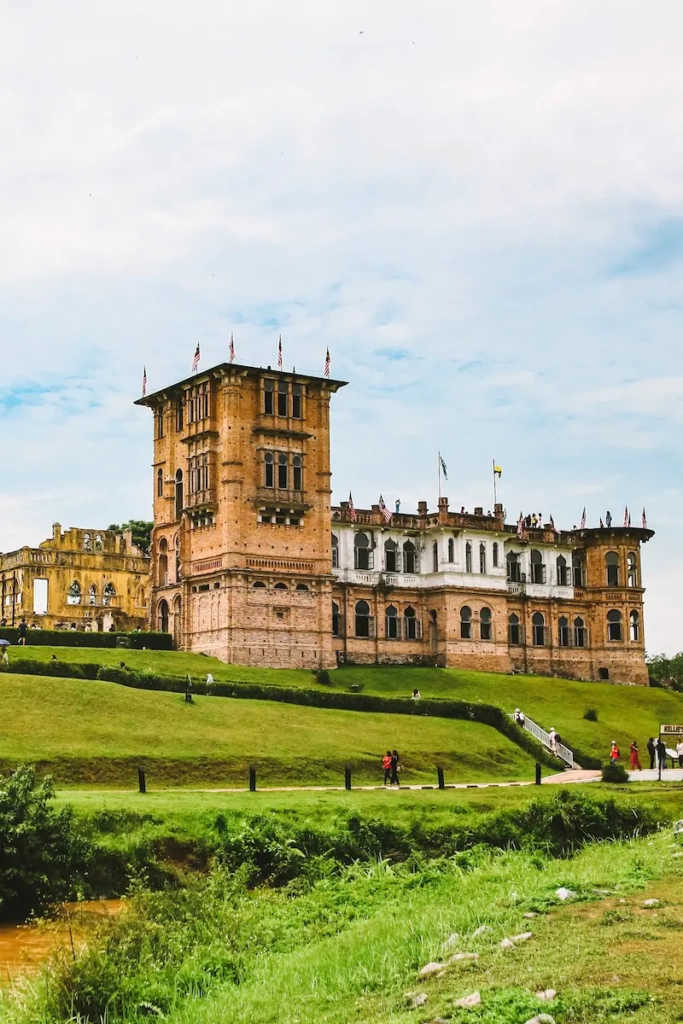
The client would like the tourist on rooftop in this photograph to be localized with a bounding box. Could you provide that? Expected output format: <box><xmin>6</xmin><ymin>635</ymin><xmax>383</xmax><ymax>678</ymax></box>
<box><xmin>605</xmin><ymin>511</ymin><xmax>612</xmax><ymax>527</ymax></box>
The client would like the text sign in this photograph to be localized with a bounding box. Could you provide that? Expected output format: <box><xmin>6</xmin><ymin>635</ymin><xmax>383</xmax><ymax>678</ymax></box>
<box><xmin>660</xmin><ymin>724</ymin><xmax>683</xmax><ymax>735</ymax></box>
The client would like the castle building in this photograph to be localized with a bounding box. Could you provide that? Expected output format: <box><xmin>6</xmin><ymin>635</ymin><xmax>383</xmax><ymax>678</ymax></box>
<box><xmin>137</xmin><ymin>362</ymin><xmax>653</xmax><ymax>684</ymax></box>
<box><xmin>0</xmin><ymin>524</ymin><xmax>150</xmax><ymax>632</ymax></box>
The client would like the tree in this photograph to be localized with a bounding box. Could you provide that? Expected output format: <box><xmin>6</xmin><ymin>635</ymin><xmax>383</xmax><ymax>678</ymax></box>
<box><xmin>108</xmin><ymin>520</ymin><xmax>153</xmax><ymax>555</ymax></box>
<box><xmin>646</xmin><ymin>652</ymin><xmax>683</xmax><ymax>691</ymax></box>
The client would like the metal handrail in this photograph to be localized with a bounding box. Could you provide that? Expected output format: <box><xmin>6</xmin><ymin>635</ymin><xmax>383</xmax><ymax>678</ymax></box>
<box><xmin>511</xmin><ymin>712</ymin><xmax>574</xmax><ymax>767</ymax></box>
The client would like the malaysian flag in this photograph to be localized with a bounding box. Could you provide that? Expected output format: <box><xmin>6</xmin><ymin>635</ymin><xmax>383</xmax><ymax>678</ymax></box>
<box><xmin>348</xmin><ymin>491</ymin><xmax>357</xmax><ymax>522</ymax></box>
<box><xmin>623</xmin><ymin>505</ymin><xmax>629</xmax><ymax>528</ymax></box>
<box><xmin>642</xmin><ymin>507</ymin><xmax>647</xmax><ymax>529</ymax></box>
<box><xmin>378</xmin><ymin>494</ymin><xmax>392</xmax><ymax>524</ymax></box>
<box><xmin>229</xmin><ymin>333</ymin><xmax>235</xmax><ymax>363</ymax></box>
<box><xmin>516</xmin><ymin>512</ymin><xmax>524</xmax><ymax>538</ymax></box>
<box><xmin>439</xmin><ymin>453</ymin><xmax>448</xmax><ymax>481</ymax></box>
<box><xmin>278</xmin><ymin>335</ymin><xmax>283</xmax><ymax>369</ymax></box>
<box><xmin>549</xmin><ymin>514</ymin><xmax>555</xmax><ymax>531</ymax></box>
<box><xmin>324</xmin><ymin>348</ymin><xmax>331</xmax><ymax>378</ymax></box>
<box><xmin>580</xmin><ymin>507</ymin><xmax>586</xmax><ymax>530</ymax></box>
<box><xmin>192</xmin><ymin>342</ymin><xmax>201</xmax><ymax>372</ymax></box>
<box><xmin>141</xmin><ymin>365</ymin><xmax>147</xmax><ymax>397</ymax></box>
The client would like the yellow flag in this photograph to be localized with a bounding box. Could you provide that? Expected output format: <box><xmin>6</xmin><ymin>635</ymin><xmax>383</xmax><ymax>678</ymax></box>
<box><xmin>494</xmin><ymin>464</ymin><xmax>502</xmax><ymax>477</ymax></box>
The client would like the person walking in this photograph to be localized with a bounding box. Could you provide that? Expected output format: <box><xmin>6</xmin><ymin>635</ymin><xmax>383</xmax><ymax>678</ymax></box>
<box><xmin>548</xmin><ymin>728</ymin><xmax>558</xmax><ymax>754</ymax></box>
<box><xmin>17</xmin><ymin>618</ymin><xmax>28</xmax><ymax>646</ymax></box>
<box><xmin>629</xmin><ymin>740</ymin><xmax>642</xmax><ymax>771</ymax></box>
<box><xmin>382</xmin><ymin>751</ymin><xmax>392</xmax><ymax>786</ymax></box>
<box><xmin>647</xmin><ymin>737</ymin><xmax>656</xmax><ymax>770</ymax></box>
<box><xmin>390</xmin><ymin>750</ymin><xmax>401</xmax><ymax>786</ymax></box>
<box><xmin>656</xmin><ymin>736</ymin><xmax>667</xmax><ymax>771</ymax></box>
<box><xmin>676</xmin><ymin>739</ymin><xmax>683</xmax><ymax>769</ymax></box>
<box><xmin>609</xmin><ymin>741</ymin><xmax>620</xmax><ymax>764</ymax></box>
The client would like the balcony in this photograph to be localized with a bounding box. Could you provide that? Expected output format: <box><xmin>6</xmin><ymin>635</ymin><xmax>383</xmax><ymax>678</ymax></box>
<box><xmin>507</xmin><ymin>581</ymin><xmax>525</xmax><ymax>595</ymax></box>
<box><xmin>254</xmin><ymin>488</ymin><xmax>309</xmax><ymax>509</ymax></box>
<box><xmin>185</xmin><ymin>488</ymin><xmax>218</xmax><ymax>511</ymax></box>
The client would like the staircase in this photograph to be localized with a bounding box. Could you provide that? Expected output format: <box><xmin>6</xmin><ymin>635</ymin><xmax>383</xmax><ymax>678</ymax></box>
<box><xmin>511</xmin><ymin>713</ymin><xmax>576</xmax><ymax>768</ymax></box>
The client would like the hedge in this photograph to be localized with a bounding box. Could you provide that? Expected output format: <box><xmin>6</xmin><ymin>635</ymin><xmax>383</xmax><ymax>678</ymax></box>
<box><xmin>0</xmin><ymin>658</ymin><xmax>565</xmax><ymax>770</ymax></box>
<box><xmin>0</xmin><ymin>628</ymin><xmax>172</xmax><ymax>650</ymax></box>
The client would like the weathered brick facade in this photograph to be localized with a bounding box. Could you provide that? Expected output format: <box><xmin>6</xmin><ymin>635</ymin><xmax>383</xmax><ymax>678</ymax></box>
<box><xmin>138</xmin><ymin>363</ymin><xmax>653</xmax><ymax>684</ymax></box>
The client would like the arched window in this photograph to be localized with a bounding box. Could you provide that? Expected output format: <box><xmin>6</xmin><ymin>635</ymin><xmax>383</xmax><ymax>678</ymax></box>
<box><xmin>627</xmin><ymin>552</ymin><xmax>638</xmax><ymax>588</ymax></box>
<box><xmin>175</xmin><ymin>535</ymin><xmax>181</xmax><ymax>582</ymax></box>
<box><xmin>296</xmin><ymin>583</ymin><xmax>309</xmax><ymax>592</ymax></box>
<box><xmin>492</xmin><ymin>542</ymin><xmax>499</xmax><ymax>568</ymax></box>
<box><xmin>331</xmin><ymin>533</ymin><xmax>339</xmax><ymax>568</ymax></box>
<box><xmin>354</xmin><ymin>532</ymin><xmax>371</xmax><ymax>570</ymax></box>
<box><xmin>264</xmin><ymin>452</ymin><xmax>274</xmax><ymax>488</ymax></box>
<box><xmin>605</xmin><ymin>552</ymin><xmax>620</xmax><ymax>587</ymax></box>
<box><xmin>252</xmin><ymin>581</ymin><xmax>267</xmax><ymax>588</ymax></box>
<box><xmin>175</xmin><ymin>469</ymin><xmax>184</xmax><ymax>519</ymax></box>
<box><xmin>137</xmin><ymin>585</ymin><xmax>146</xmax><ymax>607</ymax></box>
<box><xmin>432</xmin><ymin>541</ymin><xmax>438</xmax><ymax>573</ymax></box>
<box><xmin>292</xmin><ymin>384</ymin><xmax>303</xmax><ymax>419</ymax></box>
<box><xmin>465</xmin><ymin>542</ymin><xmax>472</xmax><ymax>573</ymax></box>
<box><xmin>88</xmin><ymin>584</ymin><xmax>97</xmax><ymax>606</ymax></box>
<box><xmin>158</xmin><ymin>599</ymin><xmax>169</xmax><ymax>633</ymax></box>
<box><xmin>530</xmin><ymin>549</ymin><xmax>545</xmax><ymax>585</ymax></box>
<box><xmin>479</xmin><ymin>543</ymin><xmax>486</xmax><ymax>574</ymax></box>
<box><xmin>274</xmin><ymin>582</ymin><xmax>288</xmax><ymax>590</ymax></box>
<box><xmin>460</xmin><ymin>605</ymin><xmax>472</xmax><ymax>639</ymax></box>
<box><xmin>532</xmin><ymin>611</ymin><xmax>545</xmax><ymax>646</ymax></box>
<box><xmin>67</xmin><ymin>581</ymin><xmax>81</xmax><ymax>605</ymax></box>
<box><xmin>332</xmin><ymin>601</ymin><xmax>340</xmax><ymax>636</ymax></box>
<box><xmin>103</xmin><ymin>583</ymin><xmax>116</xmax><ymax>606</ymax></box>
<box><xmin>404</xmin><ymin>606</ymin><xmax>419</xmax><ymax>640</ymax></box>
<box><xmin>264</xmin><ymin>378</ymin><xmax>274</xmax><ymax>415</ymax></box>
<box><xmin>508</xmin><ymin>612</ymin><xmax>521</xmax><ymax>645</ymax></box>
<box><xmin>384</xmin><ymin>538</ymin><xmax>398</xmax><ymax>572</ymax></box>
<box><xmin>480</xmin><ymin>607</ymin><xmax>492</xmax><ymax>641</ymax></box>
<box><xmin>278</xmin><ymin>453</ymin><xmax>288</xmax><ymax>489</ymax></box>
<box><xmin>558</xmin><ymin>615</ymin><xmax>570</xmax><ymax>647</ymax></box>
<box><xmin>607</xmin><ymin>609</ymin><xmax>623</xmax><ymax>641</ymax></box>
<box><xmin>83</xmin><ymin>532</ymin><xmax>91</xmax><ymax>551</ymax></box>
<box><xmin>572</xmin><ymin>551</ymin><xmax>585</xmax><ymax>588</ymax></box>
<box><xmin>292</xmin><ymin>455</ymin><xmax>302</xmax><ymax>491</ymax></box>
<box><xmin>556</xmin><ymin>555</ymin><xmax>569</xmax><ymax>587</ymax></box>
<box><xmin>403</xmin><ymin>540</ymin><xmax>416</xmax><ymax>574</ymax></box>
<box><xmin>507</xmin><ymin>552</ymin><xmax>521</xmax><ymax>583</ymax></box>
<box><xmin>355</xmin><ymin>599</ymin><xmax>371</xmax><ymax>638</ymax></box>
<box><xmin>157</xmin><ymin>468</ymin><xmax>163</xmax><ymax>498</ymax></box>
<box><xmin>629</xmin><ymin>609</ymin><xmax>640</xmax><ymax>642</ymax></box>
<box><xmin>574</xmin><ymin>616</ymin><xmax>587</xmax><ymax>648</ymax></box>
<box><xmin>277</xmin><ymin>380</ymin><xmax>288</xmax><ymax>417</ymax></box>
<box><xmin>448</xmin><ymin>538</ymin><xmax>454</xmax><ymax>563</ymax></box>
<box><xmin>94</xmin><ymin>533</ymin><xmax>103</xmax><ymax>551</ymax></box>
<box><xmin>386</xmin><ymin>604</ymin><xmax>399</xmax><ymax>639</ymax></box>
<box><xmin>158</xmin><ymin>538</ymin><xmax>168</xmax><ymax>586</ymax></box>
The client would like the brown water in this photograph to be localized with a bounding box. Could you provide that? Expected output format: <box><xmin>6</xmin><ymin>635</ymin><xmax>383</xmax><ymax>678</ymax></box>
<box><xmin>0</xmin><ymin>899</ymin><xmax>124</xmax><ymax>983</ymax></box>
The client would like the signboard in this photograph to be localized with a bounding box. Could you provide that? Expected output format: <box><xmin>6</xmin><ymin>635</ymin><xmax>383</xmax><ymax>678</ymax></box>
<box><xmin>660</xmin><ymin>724</ymin><xmax>683</xmax><ymax>736</ymax></box>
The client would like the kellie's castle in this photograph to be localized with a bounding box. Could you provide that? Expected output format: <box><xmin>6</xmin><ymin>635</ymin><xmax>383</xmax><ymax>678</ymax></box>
<box><xmin>137</xmin><ymin>361</ymin><xmax>653</xmax><ymax>685</ymax></box>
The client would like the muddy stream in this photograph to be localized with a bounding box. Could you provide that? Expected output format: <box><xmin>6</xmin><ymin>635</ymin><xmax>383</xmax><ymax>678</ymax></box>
<box><xmin>0</xmin><ymin>900</ymin><xmax>124</xmax><ymax>984</ymax></box>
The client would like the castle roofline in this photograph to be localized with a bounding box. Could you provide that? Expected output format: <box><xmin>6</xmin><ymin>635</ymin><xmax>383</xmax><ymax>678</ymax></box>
<box><xmin>572</xmin><ymin>526</ymin><xmax>655</xmax><ymax>543</ymax></box>
<box><xmin>134</xmin><ymin>361</ymin><xmax>348</xmax><ymax>407</ymax></box>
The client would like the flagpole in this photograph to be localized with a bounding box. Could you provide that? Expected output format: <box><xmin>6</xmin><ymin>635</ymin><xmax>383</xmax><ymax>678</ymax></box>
<box><xmin>492</xmin><ymin>459</ymin><xmax>497</xmax><ymax>507</ymax></box>
<box><xmin>438</xmin><ymin>451</ymin><xmax>442</xmax><ymax>501</ymax></box>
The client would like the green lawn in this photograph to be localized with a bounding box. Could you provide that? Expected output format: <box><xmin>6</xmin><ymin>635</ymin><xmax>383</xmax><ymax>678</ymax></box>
<box><xmin>9</xmin><ymin>644</ymin><xmax>683</xmax><ymax>765</ymax></box>
<box><xmin>0</xmin><ymin>674</ymin><xmax>538</xmax><ymax>787</ymax></box>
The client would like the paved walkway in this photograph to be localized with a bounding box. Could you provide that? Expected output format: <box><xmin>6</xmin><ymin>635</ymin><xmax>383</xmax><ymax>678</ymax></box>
<box><xmin>627</xmin><ymin>767</ymin><xmax>683</xmax><ymax>782</ymax></box>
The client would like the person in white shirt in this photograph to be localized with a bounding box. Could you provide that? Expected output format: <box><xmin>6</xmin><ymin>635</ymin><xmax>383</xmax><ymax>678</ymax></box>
<box><xmin>676</xmin><ymin>739</ymin><xmax>683</xmax><ymax>769</ymax></box>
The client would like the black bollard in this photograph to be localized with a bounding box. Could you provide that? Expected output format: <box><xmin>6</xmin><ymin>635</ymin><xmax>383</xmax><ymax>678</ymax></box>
<box><xmin>137</xmin><ymin>767</ymin><xmax>146</xmax><ymax>794</ymax></box>
<box><xmin>437</xmin><ymin>766</ymin><xmax>445</xmax><ymax>790</ymax></box>
<box><xmin>345</xmin><ymin>765</ymin><xmax>352</xmax><ymax>791</ymax></box>
<box><xmin>535</xmin><ymin>762</ymin><xmax>542</xmax><ymax>786</ymax></box>
<box><xmin>249</xmin><ymin>766</ymin><xmax>257</xmax><ymax>792</ymax></box>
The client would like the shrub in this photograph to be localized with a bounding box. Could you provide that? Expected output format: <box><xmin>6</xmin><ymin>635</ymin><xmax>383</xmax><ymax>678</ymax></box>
<box><xmin>601</xmin><ymin>762</ymin><xmax>630</xmax><ymax>784</ymax></box>
<box><xmin>584</xmin><ymin>707</ymin><xmax>598</xmax><ymax>721</ymax></box>
<box><xmin>0</xmin><ymin>628</ymin><xmax>172</xmax><ymax>650</ymax></box>
<box><xmin>313</xmin><ymin>669</ymin><xmax>332</xmax><ymax>686</ymax></box>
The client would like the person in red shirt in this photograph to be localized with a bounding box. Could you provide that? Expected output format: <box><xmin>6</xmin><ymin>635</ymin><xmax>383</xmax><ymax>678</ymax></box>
<box><xmin>609</xmin><ymin>741</ymin><xmax>620</xmax><ymax>764</ymax></box>
<box><xmin>629</xmin><ymin>740</ymin><xmax>642</xmax><ymax>771</ymax></box>
<box><xmin>382</xmin><ymin>751</ymin><xmax>392</xmax><ymax>786</ymax></box>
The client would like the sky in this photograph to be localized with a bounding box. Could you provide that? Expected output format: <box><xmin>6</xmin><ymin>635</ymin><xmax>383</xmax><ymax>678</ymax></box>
<box><xmin>1</xmin><ymin>0</ymin><xmax>682</xmax><ymax>654</ymax></box>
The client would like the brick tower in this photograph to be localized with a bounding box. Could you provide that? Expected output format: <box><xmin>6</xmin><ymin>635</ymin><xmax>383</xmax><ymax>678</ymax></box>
<box><xmin>136</xmin><ymin>362</ymin><xmax>347</xmax><ymax>667</ymax></box>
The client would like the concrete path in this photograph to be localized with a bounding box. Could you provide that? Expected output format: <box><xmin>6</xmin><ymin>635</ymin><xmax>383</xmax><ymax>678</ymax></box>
<box><xmin>627</xmin><ymin>767</ymin><xmax>683</xmax><ymax>782</ymax></box>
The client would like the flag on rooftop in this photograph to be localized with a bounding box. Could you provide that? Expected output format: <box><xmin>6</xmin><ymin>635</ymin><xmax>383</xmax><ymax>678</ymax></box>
<box><xmin>277</xmin><ymin>335</ymin><xmax>283</xmax><ymax>369</ymax></box>
<box><xmin>549</xmin><ymin>514</ymin><xmax>555</xmax><ymax>530</ymax></box>
<box><xmin>623</xmin><ymin>505</ymin><xmax>629</xmax><ymax>528</ymax></box>
<box><xmin>192</xmin><ymin>342</ymin><xmax>201</xmax><ymax>372</ymax></box>
<box><xmin>494</xmin><ymin>464</ymin><xmax>502</xmax><ymax>477</ymax></box>
<box><xmin>324</xmin><ymin>348</ymin><xmax>331</xmax><ymax>378</ymax></box>
<box><xmin>229</xmin><ymin>333</ymin><xmax>235</xmax><ymax>363</ymax></box>
<box><xmin>580</xmin><ymin>507</ymin><xmax>586</xmax><ymax>529</ymax></box>
<box><xmin>141</xmin><ymin>366</ymin><xmax>147</xmax><ymax>397</ymax></box>
<box><xmin>348</xmin><ymin>492</ymin><xmax>357</xmax><ymax>522</ymax></box>
<box><xmin>516</xmin><ymin>512</ymin><xmax>524</xmax><ymax>538</ymax></box>
<box><xmin>642</xmin><ymin>507</ymin><xmax>647</xmax><ymax>529</ymax></box>
<box><xmin>378</xmin><ymin>494</ymin><xmax>392</xmax><ymax>524</ymax></box>
<box><xmin>439</xmin><ymin>453</ymin><xmax>448</xmax><ymax>480</ymax></box>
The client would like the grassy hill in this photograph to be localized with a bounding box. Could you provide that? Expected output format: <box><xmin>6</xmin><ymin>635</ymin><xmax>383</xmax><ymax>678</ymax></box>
<box><xmin>0</xmin><ymin>674</ymin><xmax>538</xmax><ymax>787</ymax></box>
<box><xmin>8</xmin><ymin>644</ymin><xmax>683</xmax><ymax>765</ymax></box>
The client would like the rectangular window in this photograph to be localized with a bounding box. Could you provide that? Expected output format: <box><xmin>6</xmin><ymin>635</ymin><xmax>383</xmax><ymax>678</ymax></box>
<box><xmin>292</xmin><ymin>384</ymin><xmax>302</xmax><ymax>418</ymax></box>
<box><xmin>175</xmin><ymin>399</ymin><xmax>184</xmax><ymax>431</ymax></box>
<box><xmin>292</xmin><ymin>457</ymin><xmax>302</xmax><ymax>490</ymax></box>
<box><xmin>265</xmin><ymin>455</ymin><xmax>274</xmax><ymax>488</ymax></box>
<box><xmin>278</xmin><ymin>455</ymin><xmax>288</xmax><ymax>489</ymax></box>
<box><xmin>156</xmin><ymin>407</ymin><xmax>165</xmax><ymax>438</ymax></box>
<box><xmin>264</xmin><ymin>379</ymin><xmax>274</xmax><ymax>414</ymax></box>
<box><xmin>385</xmin><ymin>548</ymin><xmax>396</xmax><ymax>572</ymax></box>
<box><xmin>33</xmin><ymin>578</ymin><xmax>48</xmax><ymax>615</ymax></box>
<box><xmin>479</xmin><ymin>545</ymin><xmax>486</xmax><ymax>574</ymax></box>
<box><xmin>277</xmin><ymin>381</ymin><xmax>288</xmax><ymax>417</ymax></box>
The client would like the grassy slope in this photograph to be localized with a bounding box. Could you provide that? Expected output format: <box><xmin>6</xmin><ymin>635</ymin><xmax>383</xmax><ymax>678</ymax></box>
<box><xmin>0</xmin><ymin>674</ymin><xmax>537</xmax><ymax>786</ymax></box>
<box><xmin>10</xmin><ymin>644</ymin><xmax>683</xmax><ymax>762</ymax></box>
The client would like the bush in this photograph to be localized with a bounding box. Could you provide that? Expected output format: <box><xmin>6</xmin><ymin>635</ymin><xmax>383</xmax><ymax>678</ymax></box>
<box><xmin>584</xmin><ymin>707</ymin><xmax>598</xmax><ymax>722</ymax></box>
<box><xmin>0</xmin><ymin>765</ymin><xmax>93</xmax><ymax>920</ymax></box>
<box><xmin>313</xmin><ymin>669</ymin><xmax>332</xmax><ymax>686</ymax></box>
<box><xmin>0</xmin><ymin>628</ymin><xmax>172</xmax><ymax>650</ymax></box>
<box><xmin>601</xmin><ymin>762</ymin><xmax>630</xmax><ymax>784</ymax></box>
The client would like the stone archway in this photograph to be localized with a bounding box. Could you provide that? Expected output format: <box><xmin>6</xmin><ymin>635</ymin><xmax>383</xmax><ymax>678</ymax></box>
<box><xmin>158</xmin><ymin>599</ymin><xmax>169</xmax><ymax>633</ymax></box>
